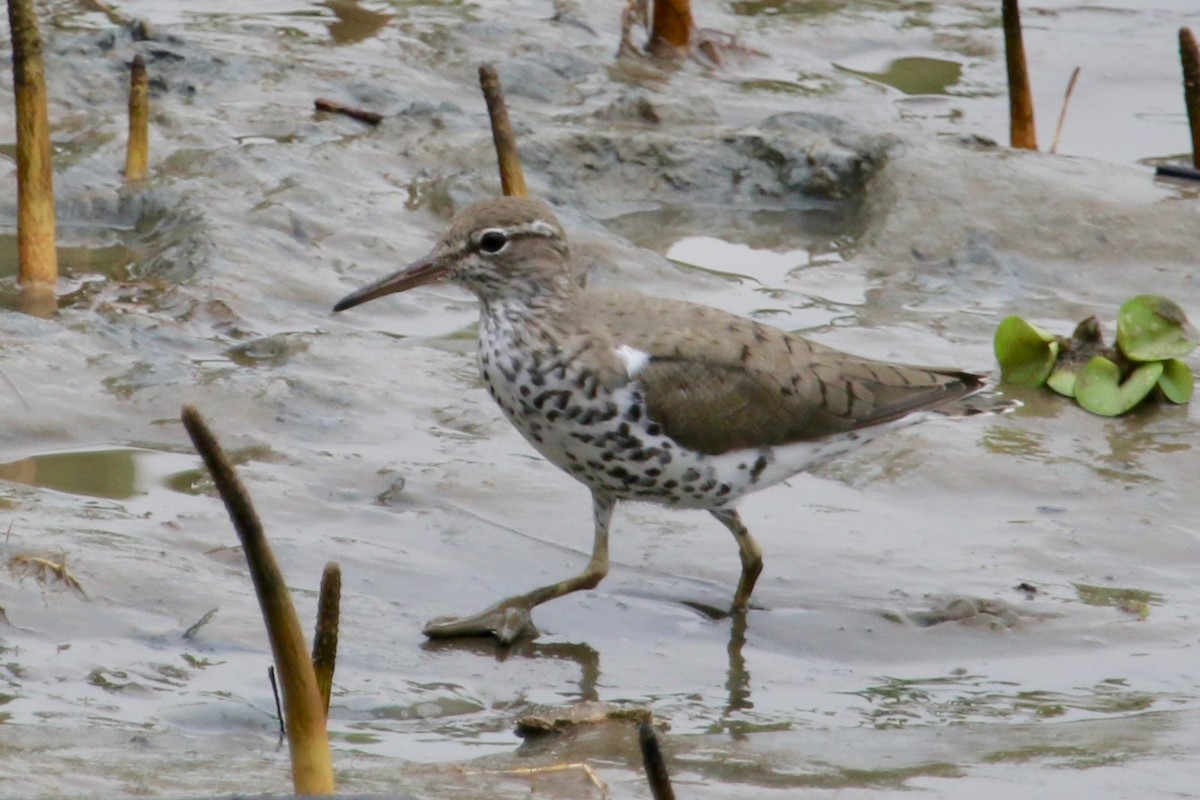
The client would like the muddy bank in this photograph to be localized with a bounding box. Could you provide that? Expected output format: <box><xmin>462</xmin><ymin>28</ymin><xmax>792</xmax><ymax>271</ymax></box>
<box><xmin>2</xmin><ymin>2</ymin><xmax>1200</xmax><ymax>798</ymax></box>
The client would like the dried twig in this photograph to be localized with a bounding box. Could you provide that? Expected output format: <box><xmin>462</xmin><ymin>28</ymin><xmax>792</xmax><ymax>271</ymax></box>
<box><xmin>8</xmin><ymin>553</ymin><xmax>86</xmax><ymax>598</ymax></box>
<box><xmin>1049</xmin><ymin>66</ymin><xmax>1080</xmax><ymax>155</ymax></box>
<box><xmin>314</xmin><ymin>97</ymin><xmax>383</xmax><ymax>126</ymax></box>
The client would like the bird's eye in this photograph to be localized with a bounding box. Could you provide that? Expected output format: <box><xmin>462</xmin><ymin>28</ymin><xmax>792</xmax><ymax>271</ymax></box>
<box><xmin>478</xmin><ymin>229</ymin><xmax>509</xmax><ymax>254</ymax></box>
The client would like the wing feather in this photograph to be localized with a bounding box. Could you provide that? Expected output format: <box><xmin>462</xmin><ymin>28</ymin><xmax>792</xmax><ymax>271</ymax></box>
<box><xmin>580</xmin><ymin>291</ymin><xmax>982</xmax><ymax>455</ymax></box>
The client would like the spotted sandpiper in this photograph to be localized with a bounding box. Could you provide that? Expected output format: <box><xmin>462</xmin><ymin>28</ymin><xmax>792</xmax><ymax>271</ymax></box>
<box><xmin>335</xmin><ymin>196</ymin><xmax>987</xmax><ymax>643</ymax></box>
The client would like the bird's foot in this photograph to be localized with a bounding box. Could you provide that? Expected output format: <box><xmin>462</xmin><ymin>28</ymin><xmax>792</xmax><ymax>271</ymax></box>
<box><xmin>423</xmin><ymin>597</ymin><xmax>539</xmax><ymax>644</ymax></box>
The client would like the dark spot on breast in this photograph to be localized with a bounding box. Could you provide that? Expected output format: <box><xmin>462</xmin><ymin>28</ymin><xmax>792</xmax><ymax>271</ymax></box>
<box><xmin>533</xmin><ymin>389</ymin><xmax>571</xmax><ymax>410</ymax></box>
<box><xmin>601</xmin><ymin>451</ymin><xmax>615</xmax><ymax>462</ymax></box>
<box><xmin>682</xmin><ymin>468</ymin><xmax>701</xmax><ymax>483</ymax></box>
<box><xmin>645</xmin><ymin>467</ymin><xmax>661</xmax><ymax>478</ymax></box>
<box><xmin>750</xmin><ymin>455</ymin><xmax>768</xmax><ymax>482</ymax></box>
<box><xmin>663</xmin><ymin>480</ymin><xmax>678</xmax><ymax>490</ymax></box>
<box><xmin>520</xmin><ymin>385</ymin><xmax>531</xmax><ymax>397</ymax></box>
<box><xmin>566</xmin><ymin>405</ymin><xmax>582</xmax><ymax>420</ymax></box>
<box><xmin>717</xmin><ymin>484</ymin><xmax>731</xmax><ymax>496</ymax></box>
<box><xmin>646</xmin><ymin>423</ymin><xmax>662</xmax><ymax>436</ymax></box>
<box><xmin>699</xmin><ymin>479</ymin><xmax>716</xmax><ymax>492</ymax></box>
<box><xmin>617</xmin><ymin>422</ymin><xmax>630</xmax><ymax>437</ymax></box>
<box><xmin>625</xmin><ymin>405</ymin><xmax>642</xmax><ymax>422</ymax></box>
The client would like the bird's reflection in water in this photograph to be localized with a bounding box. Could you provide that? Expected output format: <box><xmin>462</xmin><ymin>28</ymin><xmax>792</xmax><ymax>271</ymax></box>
<box><xmin>724</xmin><ymin>612</ymin><xmax>753</xmax><ymax>721</ymax></box>
<box><xmin>422</xmin><ymin>604</ymin><xmax>756</xmax><ymax>727</ymax></box>
<box><xmin>422</xmin><ymin>637</ymin><xmax>601</xmax><ymax>702</ymax></box>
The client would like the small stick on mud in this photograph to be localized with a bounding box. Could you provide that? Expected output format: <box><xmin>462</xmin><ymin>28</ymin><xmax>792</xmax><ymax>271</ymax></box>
<box><xmin>311</xmin><ymin>561</ymin><xmax>341</xmax><ymax>715</ymax></box>
<box><xmin>1049</xmin><ymin>66</ymin><xmax>1080</xmax><ymax>155</ymax></box>
<box><xmin>639</xmin><ymin>721</ymin><xmax>675</xmax><ymax>800</ymax></box>
<box><xmin>180</xmin><ymin>404</ymin><xmax>335</xmax><ymax>796</ymax></box>
<box><xmin>648</xmin><ymin>0</ymin><xmax>693</xmax><ymax>57</ymax></box>
<box><xmin>124</xmin><ymin>55</ymin><xmax>149</xmax><ymax>180</ymax></box>
<box><xmin>7</xmin><ymin>0</ymin><xmax>59</xmax><ymax>301</ymax></box>
<box><xmin>313</xmin><ymin>97</ymin><xmax>383</xmax><ymax>126</ymax></box>
<box><xmin>1179</xmin><ymin>27</ymin><xmax>1200</xmax><ymax>169</ymax></box>
<box><xmin>478</xmin><ymin>64</ymin><xmax>528</xmax><ymax>198</ymax></box>
<box><xmin>268</xmin><ymin>664</ymin><xmax>286</xmax><ymax>737</ymax></box>
<box><xmin>1002</xmin><ymin>0</ymin><xmax>1038</xmax><ymax>150</ymax></box>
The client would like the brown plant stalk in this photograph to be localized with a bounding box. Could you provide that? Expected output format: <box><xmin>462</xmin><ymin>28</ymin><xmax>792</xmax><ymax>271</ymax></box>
<box><xmin>1002</xmin><ymin>0</ymin><xmax>1037</xmax><ymax>150</ymax></box>
<box><xmin>478</xmin><ymin>63</ymin><xmax>527</xmax><ymax>197</ymax></box>
<box><xmin>8</xmin><ymin>0</ymin><xmax>58</xmax><ymax>292</ymax></box>
<box><xmin>180</xmin><ymin>405</ymin><xmax>335</xmax><ymax>795</ymax></box>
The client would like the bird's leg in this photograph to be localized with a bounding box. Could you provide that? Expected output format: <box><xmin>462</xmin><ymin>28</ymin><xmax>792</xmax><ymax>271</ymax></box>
<box><xmin>423</xmin><ymin>492</ymin><xmax>616</xmax><ymax>644</ymax></box>
<box><xmin>709</xmin><ymin>508</ymin><xmax>763</xmax><ymax>613</ymax></box>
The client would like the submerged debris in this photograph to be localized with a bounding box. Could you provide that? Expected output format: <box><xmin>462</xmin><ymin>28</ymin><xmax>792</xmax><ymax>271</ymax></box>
<box><xmin>515</xmin><ymin>701</ymin><xmax>656</xmax><ymax>738</ymax></box>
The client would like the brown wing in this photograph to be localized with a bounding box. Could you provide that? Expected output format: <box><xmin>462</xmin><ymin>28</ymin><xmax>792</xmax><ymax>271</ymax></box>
<box><xmin>582</xmin><ymin>291</ymin><xmax>982</xmax><ymax>456</ymax></box>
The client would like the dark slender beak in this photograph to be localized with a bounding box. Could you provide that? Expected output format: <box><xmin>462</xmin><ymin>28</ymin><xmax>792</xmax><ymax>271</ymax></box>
<box><xmin>332</xmin><ymin>254</ymin><xmax>449</xmax><ymax>312</ymax></box>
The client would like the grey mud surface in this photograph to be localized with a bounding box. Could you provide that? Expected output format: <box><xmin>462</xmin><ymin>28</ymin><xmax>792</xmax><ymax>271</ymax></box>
<box><xmin>2</xmin><ymin>1</ymin><xmax>1200</xmax><ymax>797</ymax></box>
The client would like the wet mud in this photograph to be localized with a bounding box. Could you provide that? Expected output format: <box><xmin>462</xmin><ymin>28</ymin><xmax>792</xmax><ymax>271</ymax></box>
<box><xmin>2</xmin><ymin>1</ymin><xmax>1200</xmax><ymax>797</ymax></box>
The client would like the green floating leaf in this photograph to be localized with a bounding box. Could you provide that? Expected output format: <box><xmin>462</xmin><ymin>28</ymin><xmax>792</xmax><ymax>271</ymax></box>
<box><xmin>1074</xmin><ymin>356</ymin><xmax>1163</xmax><ymax>416</ymax></box>
<box><xmin>994</xmin><ymin>315</ymin><xmax>1058</xmax><ymax>387</ymax></box>
<box><xmin>1157</xmin><ymin>358</ymin><xmax>1193</xmax><ymax>404</ymax></box>
<box><xmin>1045</xmin><ymin>366</ymin><xmax>1077</xmax><ymax>397</ymax></box>
<box><xmin>1116</xmin><ymin>295</ymin><xmax>1200</xmax><ymax>361</ymax></box>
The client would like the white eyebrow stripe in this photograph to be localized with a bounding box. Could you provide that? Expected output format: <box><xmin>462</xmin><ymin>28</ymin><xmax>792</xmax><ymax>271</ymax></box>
<box><xmin>477</xmin><ymin>220</ymin><xmax>557</xmax><ymax>241</ymax></box>
<box><xmin>615</xmin><ymin>344</ymin><xmax>651</xmax><ymax>377</ymax></box>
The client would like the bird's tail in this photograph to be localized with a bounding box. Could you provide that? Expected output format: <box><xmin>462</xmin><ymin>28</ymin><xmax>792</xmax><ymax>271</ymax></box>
<box><xmin>937</xmin><ymin>380</ymin><xmax>1021</xmax><ymax>418</ymax></box>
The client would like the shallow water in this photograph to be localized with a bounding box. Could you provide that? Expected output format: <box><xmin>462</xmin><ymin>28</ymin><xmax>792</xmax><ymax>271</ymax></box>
<box><xmin>2</xmin><ymin>1</ymin><xmax>1200</xmax><ymax>797</ymax></box>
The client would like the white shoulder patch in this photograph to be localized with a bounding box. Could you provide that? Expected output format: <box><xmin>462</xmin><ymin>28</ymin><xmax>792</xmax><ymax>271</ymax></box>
<box><xmin>615</xmin><ymin>344</ymin><xmax>652</xmax><ymax>377</ymax></box>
